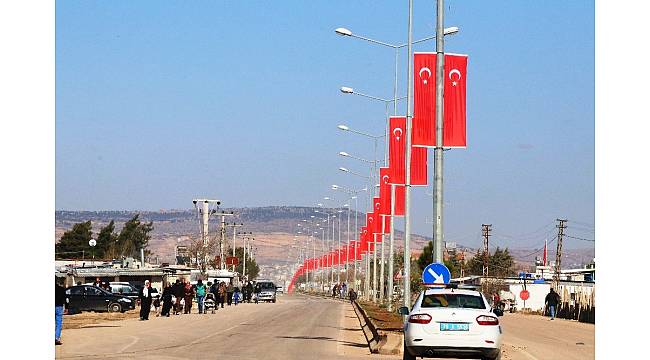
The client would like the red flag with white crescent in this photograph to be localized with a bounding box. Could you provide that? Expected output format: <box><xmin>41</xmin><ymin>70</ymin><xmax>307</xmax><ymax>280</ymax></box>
<box><xmin>543</xmin><ymin>239</ymin><xmax>548</xmax><ymax>266</ymax></box>
<box><xmin>382</xmin><ymin>215</ymin><xmax>391</xmax><ymax>234</ymax></box>
<box><xmin>389</xmin><ymin>116</ymin><xmax>428</xmax><ymax>186</ymax></box>
<box><xmin>413</xmin><ymin>52</ymin><xmax>436</xmax><ymax>147</ymax></box>
<box><xmin>412</xmin><ymin>52</ymin><xmax>468</xmax><ymax>148</ymax></box>
<box><xmin>379</xmin><ymin>167</ymin><xmax>391</xmax><ymax>214</ymax></box>
<box><xmin>389</xmin><ymin>116</ymin><xmax>406</xmax><ymax>184</ymax></box>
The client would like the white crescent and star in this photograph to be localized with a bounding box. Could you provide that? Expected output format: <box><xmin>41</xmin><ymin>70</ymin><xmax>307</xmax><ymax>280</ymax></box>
<box><xmin>449</xmin><ymin>69</ymin><xmax>462</xmax><ymax>87</ymax></box>
<box><xmin>382</xmin><ymin>175</ymin><xmax>389</xmax><ymax>183</ymax></box>
<box><xmin>393</xmin><ymin>127</ymin><xmax>403</xmax><ymax>141</ymax></box>
<box><xmin>419</xmin><ymin>67</ymin><xmax>432</xmax><ymax>84</ymax></box>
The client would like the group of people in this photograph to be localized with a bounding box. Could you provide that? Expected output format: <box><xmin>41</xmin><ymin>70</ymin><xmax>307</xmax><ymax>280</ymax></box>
<box><xmin>154</xmin><ymin>279</ymin><xmax>263</xmax><ymax>317</ymax></box>
<box><xmin>331</xmin><ymin>282</ymin><xmax>348</xmax><ymax>299</ymax></box>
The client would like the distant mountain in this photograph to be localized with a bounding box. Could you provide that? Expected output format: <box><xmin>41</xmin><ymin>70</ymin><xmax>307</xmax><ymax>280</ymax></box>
<box><xmin>55</xmin><ymin>208</ymin><xmax>594</xmax><ymax>269</ymax></box>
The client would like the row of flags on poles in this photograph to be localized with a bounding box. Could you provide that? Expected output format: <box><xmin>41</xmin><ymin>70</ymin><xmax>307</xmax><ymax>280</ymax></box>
<box><xmin>288</xmin><ymin>53</ymin><xmax>468</xmax><ymax>294</ymax></box>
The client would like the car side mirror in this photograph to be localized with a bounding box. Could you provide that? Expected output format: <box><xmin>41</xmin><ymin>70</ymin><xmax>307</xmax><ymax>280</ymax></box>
<box><xmin>398</xmin><ymin>306</ymin><xmax>410</xmax><ymax>315</ymax></box>
<box><xmin>493</xmin><ymin>308</ymin><xmax>504</xmax><ymax>317</ymax></box>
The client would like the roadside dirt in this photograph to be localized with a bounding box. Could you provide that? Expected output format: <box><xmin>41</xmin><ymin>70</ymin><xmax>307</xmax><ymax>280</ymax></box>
<box><xmin>62</xmin><ymin>310</ymin><xmax>140</xmax><ymax>330</ymax></box>
<box><xmin>357</xmin><ymin>300</ymin><xmax>404</xmax><ymax>331</ymax></box>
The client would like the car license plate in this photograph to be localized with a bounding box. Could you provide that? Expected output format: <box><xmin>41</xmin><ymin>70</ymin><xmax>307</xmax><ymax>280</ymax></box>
<box><xmin>440</xmin><ymin>322</ymin><xmax>469</xmax><ymax>331</ymax></box>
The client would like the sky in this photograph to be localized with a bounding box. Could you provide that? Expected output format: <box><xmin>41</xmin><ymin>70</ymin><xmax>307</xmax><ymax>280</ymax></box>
<box><xmin>55</xmin><ymin>0</ymin><xmax>595</xmax><ymax>250</ymax></box>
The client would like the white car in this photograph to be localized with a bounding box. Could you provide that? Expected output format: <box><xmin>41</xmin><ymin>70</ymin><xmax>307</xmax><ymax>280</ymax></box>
<box><xmin>400</xmin><ymin>286</ymin><xmax>503</xmax><ymax>360</ymax></box>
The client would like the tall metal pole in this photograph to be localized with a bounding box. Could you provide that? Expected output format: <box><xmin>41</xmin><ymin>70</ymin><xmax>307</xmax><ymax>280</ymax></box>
<box><xmin>373</xmin><ymin>234</ymin><xmax>378</xmax><ymax>303</ymax></box>
<box><xmin>338</xmin><ymin>210</ymin><xmax>342</xmax><ymax>284</ymax></box>
<box><xmin>331</xmin><ymin>215</ymin><xmax>336</xmax><ymax>285</ymax></box>
<box><xmin>403</xmin><ymin>0</ymin><xmax>414</xmax><ymax>309</ymax></box>
<box><xmin>243</xmin><ymin>238</ymin><xmax>247</xmax><ymax>279</ymax></box>
<box><xmin>354</xmin><ymin>197</ymin><xmax>358</xmax><ymax>290</ymax></box>
<box><xmin>388</xmin><ymin>185</ymin><xmax>396</xmax><ymax>311</ymax></box>
<box><xmin>346</xmin><ymin>204</ymin><xmax>350</xmax><ymax>283</ymax></box>
<box><xmin>380</xmin><ymin>218</ymin><xmax>386</xmax><ymax>304</ymax></box>
<box><xmin>433</xmin><ymin>0</ymin><xmax>445</xmax><ymax>264</ymax></box>
<box><xmin>220</xmin><ymin>215</ymin><xmax>226</xmax><ymax>269</ymax></box>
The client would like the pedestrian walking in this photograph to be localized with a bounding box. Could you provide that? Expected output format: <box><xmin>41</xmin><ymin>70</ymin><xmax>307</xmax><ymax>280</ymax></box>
<box><xmin>254</xmin><ymin>283</ymin><xmax>261</xmax><ymax>304</ymax></box>
<box><xmin>183</xmin><ymin>281</ymin><xmax>195</xmax><ymax>314</ymax></box>
<box><xmin>55</xmin><ymin>278</ymin><xmax>68</xmax><ymax>345</ymax></box>
<box><xmin>92</xmin><ymin>277</ymin><xmax>102</xmax><ymax>287</ymax></box>
<box><xmin>196</xmin><ymin>279</ymin><xmax>207</xmax><ymax>314</ymax></box>
<box><xmin>246</xmin><ymin>281</ymin><xmax>254</xmax><ymax>303</ymax></box>
<box><xmin>209</xmin><ymin>281</ymin><xmax>220</xmax><ymax>311</ymax></box>
<box><xmin>153</xmin><ymin>292</ymin><xmax>161</xmax><ymax>317</ymax></box>
<box><xmin>161</xmin><ymin>283</ymin><xmax>173</xmax><ymax>317</ymax></box>
<box><xmin>172</xmin><ymin>279</ymin><xmax>184</xmax><ymax>315</ymax></box>
<box><xmin>218</xmin><ymin>282</ymin><xmax>227</xmax><ymax>308</ymax></box>
<box><xmin>139</xmin><ymin>280</ymin><xmax>156</xmax><ymax>320</ymax></box>
<box><xmin>545</xmin><ymin>288</ymin><xmax>561</xmax><ymax>320</ymax></box>
<box><xmin>348</xmin><ymin>288</ymin><xmax>357</xmax><ymax>304</ymax></box>
<box><xmin>226</xmin><ymin>282</ymin><xmax>234</xmax><ymax>306</ymax></box>
<box><xmin>233</xmin><ymin>287</ymin><xmax>242</xmax><ymax>306</ymax></box>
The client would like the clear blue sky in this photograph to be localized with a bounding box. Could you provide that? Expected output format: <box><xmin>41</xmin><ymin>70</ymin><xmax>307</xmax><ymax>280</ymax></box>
<box><xmin>56</xmin><ymin>0</ymin><xmax>594</xmax><ymax>250</ymax></box>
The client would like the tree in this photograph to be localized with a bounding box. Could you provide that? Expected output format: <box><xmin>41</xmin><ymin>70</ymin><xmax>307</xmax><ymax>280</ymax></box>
<box><xmin>114</xmin><ymin>214</ymin><xmax>154</xmax><ymax>259</ymax></box>
<box><xmin>56</xmin><ymin>221</ymin><xmax>92</xmax><ymax>259</ymax></box>
<box><xmin>96</xmin><ymin>220</ymin><xmax>117</xmax><ymax>259</ymax></box>
<box><xmin>416</xmin><ymin>240</ymin><xmax>465</xmax><ymax>278</ymax></box>
<box><xmin>233</xmin><ymin>246</ymin><xmax>260</xmax><ymax>280</ymax></box>
<box><xmin>465</xmin><ymin>247</ymin><xmax>515</xmax><ymax>277</ymax></box>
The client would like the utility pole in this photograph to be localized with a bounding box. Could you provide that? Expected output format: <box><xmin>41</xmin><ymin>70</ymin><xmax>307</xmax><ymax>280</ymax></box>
<box><xmin>481</xmin><ymin>224</ymin><xmax>492</xmax><ymax>277</ymax></box>
<box><xmin>554</xmin><ymin>219</ymin><xmax>567</xmax><ymax>288</ymax></box>
<box><xmin>403</xmin><ymin>0</ymin><xmax>414</xmax><ymax>312</ymax></box>
<box><xmin>433</xmin><ymin>0</ymin><xmax>446</xmax><ymax>265</ymax></box>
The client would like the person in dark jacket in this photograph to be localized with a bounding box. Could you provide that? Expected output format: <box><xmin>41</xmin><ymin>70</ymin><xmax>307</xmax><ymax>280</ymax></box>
<box><xmin>226</xmin><ymin>282</ymin><xmax>234</xmax><ymax>306</ymax></box>
<box><xmin>545</xmin><ymin>288</ymin><xmax>561</xmax><ymax>320</ymax></box>
<box><xmin>348</xmin><ymin>288</ymin><xmax>357</xmax><ymax>304</ymax></box>
<box><xmin>139</xmin><ymin>280</ymin><xmax>156</xmax><ymax>320</ymax></box>
<box><xmin>55</xmin><ymin>278</ymin><xmax>68</xmax><ymax>345</ymax></box>
<box><xmin>246</xmin><ymin>281</ymin><xmax>254</xmax><ymax>303</ymax></box>
<box><xmin>172</xmin><ymin>279</ymin><xmax>184</xmax><ymax>315</ymax></box>
<box><xmin>161</xmin><ymin>283</ymin><xmax>173</xmax><ymax>317</ymax></box>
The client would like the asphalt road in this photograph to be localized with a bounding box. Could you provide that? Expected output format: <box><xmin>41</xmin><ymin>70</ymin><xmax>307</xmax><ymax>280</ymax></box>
<box><xmin>56</xmin><ymin>294</ymin><xmax>381</xmax><ymax>360</ymax></box>
<box><xmin>56</xmin><ymin>295</ymin><xmax>594</xmax><ymax>360</ymax></box>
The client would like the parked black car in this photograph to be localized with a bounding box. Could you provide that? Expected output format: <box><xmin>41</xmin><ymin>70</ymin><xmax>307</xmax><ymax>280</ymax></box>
<box><xmin>108</xmin><ymin>282</ymin><xmax>141</xmax><ymax>302</ymax></box>
<box><xmin>65</xmin><ymin>285</ymin><xmax>135</xmax><ymax>313</ymax></box>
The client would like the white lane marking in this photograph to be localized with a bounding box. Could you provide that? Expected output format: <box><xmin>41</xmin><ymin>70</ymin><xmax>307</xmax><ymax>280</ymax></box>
<box><xmin>502</xmin><ymin>341</ymin><xmax>541</xmax><ymax>360</ymax></box>
<box><xmin>118</xmin><ymin>335</ymin><xmax>139</xmax><ymax>353</ymax></box>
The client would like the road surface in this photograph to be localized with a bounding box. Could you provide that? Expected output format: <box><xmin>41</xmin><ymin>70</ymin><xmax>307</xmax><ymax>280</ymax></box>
<box><xmin>56</xmin><ymin>294</ymin><xmax>381</xmax><ymax>360</ymax></box>
<box><xmin>56</xmin><ymin>295</ymin><xmax>594</xmax><ymax>360</ymax></box>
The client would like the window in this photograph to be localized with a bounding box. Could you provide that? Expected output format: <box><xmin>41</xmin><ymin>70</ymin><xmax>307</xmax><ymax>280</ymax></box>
<box><xmin>67</xmin><ymin>287</ymin><xmax>84</xmax><ymax>295</ymax></box>
<box><xmin>85</xmin><ymin>287</ymin><xmax>104</xmax><ymax>296</ymax></box>
<box><xmin>421</xmin><ymin>293</ymin><xmax>486</xmax><ymax>309</ymax></box>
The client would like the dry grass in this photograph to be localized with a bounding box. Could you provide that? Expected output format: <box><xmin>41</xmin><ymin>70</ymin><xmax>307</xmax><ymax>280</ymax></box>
<box><xmin>62</xmin><ymin>310</ymin><xmax>140</xmax><ymax>330</ymax></box>
<box><xmin>357</xmin><ymin>300</ymin><xmax>404</xmax><ymax>331</ymax></box>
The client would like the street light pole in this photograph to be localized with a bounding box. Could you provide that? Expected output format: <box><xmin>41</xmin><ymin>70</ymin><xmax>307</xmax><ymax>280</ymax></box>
<box><xmin>433</xmin><ymin>0</ymin><xmax>445</xmax><ymax>264</ymax></box>
<box><xmin>403</xmin><ymin>0</ymin><xmax>414</xmax><ymax>310</ymax></box>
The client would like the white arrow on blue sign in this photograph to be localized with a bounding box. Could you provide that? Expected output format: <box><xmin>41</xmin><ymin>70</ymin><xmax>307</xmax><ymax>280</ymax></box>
<box><xmin>422</xmin><ymin>262</ymin><xmax>451</xmax><ymax>284</ymax></box>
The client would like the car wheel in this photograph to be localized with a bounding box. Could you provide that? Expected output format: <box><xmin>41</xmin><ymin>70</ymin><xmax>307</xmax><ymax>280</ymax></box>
<box><xmin>108</xmin><ymin>303</ymin><xmax>122</xmax><ymax>313</ymax></box>
<box><xmin>403</xmin><ymin>342</ymin><xmax>416</xmax><ymax>360</ymax></box>
<box><xmin>272</xmin><ymin>299</ymin><xmax>276</xmax><ymax>303</ymax></box>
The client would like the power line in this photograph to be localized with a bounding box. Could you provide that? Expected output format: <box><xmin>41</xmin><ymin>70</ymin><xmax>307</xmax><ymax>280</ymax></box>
<box><xmin>564</xmin><ymin>234</ymin><xmax>595</xmax><ymax>242</ymax></box>
<box><xmin>518</xmin><ymin>235</ymin><xmax>557</xmax><ymax>259</ymax></box>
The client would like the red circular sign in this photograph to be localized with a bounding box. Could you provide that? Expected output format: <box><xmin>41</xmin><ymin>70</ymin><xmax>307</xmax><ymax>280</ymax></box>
<box><xmin>520</xmin><ymin>290</ymin><xmax>530</xmax><ymax>300</ymax></box>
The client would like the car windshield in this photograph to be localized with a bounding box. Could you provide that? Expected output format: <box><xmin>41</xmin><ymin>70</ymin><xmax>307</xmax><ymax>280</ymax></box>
<box><xmin>259</xmin><ymin>283</ymin><xmax>275</xmax><ymax>290</ymax></box>
<box><xmin>421</xmin><ymin>293</ymin><xmax>486</xmax><ymax>309</ymax></box>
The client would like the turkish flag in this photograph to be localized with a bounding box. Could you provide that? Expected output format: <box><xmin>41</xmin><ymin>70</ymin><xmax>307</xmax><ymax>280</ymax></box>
<box><xmin>389</xmin><ymin>116</ymin><xmax>428</xmax><ymax>186</ymax></box>
<box><xmin>410</xmin><ymin>146</ymin><xmax>427</xmax><ymax>186</ymax></box>
<box><xmin>413</xmin><ymin>52</ymin><xmax>468</xmax><ymax>148</ymax></box>
<box><xmin>379</xmin><ymin>167</ymin><xmax>391</xmax><ymax>215</ymax></box>
<box><xmin>389</xmin><ymin>116</ymin><xmax>406</xmax><ymax>184</ymax></box>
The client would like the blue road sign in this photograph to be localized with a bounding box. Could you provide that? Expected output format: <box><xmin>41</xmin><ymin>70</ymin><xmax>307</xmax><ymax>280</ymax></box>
<box><xmin>422</xmin><ymin>262</ymin><xmax>451</xmax><ymax>284</ymax></box>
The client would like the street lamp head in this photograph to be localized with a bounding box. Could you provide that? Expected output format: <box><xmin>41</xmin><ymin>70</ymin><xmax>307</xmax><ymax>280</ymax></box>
<box><xmin>340</xmin><ymin>86</ymin><xmax>354</xmax><ymax>94</ymax></box>
<box><xmin>443</xmin><ymin>26</ymin><xmax>460</xmax><ymax>36</ymax></box>
<box><xmin>351</xmin><ymin>196</ymin><xmax>357</xmax><ymax>199</ymax></box>
<box><xmin>331</xmin><ymin>184</ymin><xmax>339</xmax><ymax>189</ymax></box>
<box><xmin>324</xmin><ymin>197</ymin><xmax>330</xmax><ymax>200</ymax></box>
<box><xmin>337</xmin><ymin>124</ymin><xmax>349</xmax><ymax>131</ymax></box>
<box><xmin>335</xmin><ymin>27</ymin><xmax>352</xmax><ymax>36</ymax></box>
<box><xmin>343</xmin><ymin>204</ymin><xmax>350</xmax><ymax>207</ymax></box>
<box><xmin>339</xmin><ymin>167</ymin><xmax>349</xmax><ymax>172</ymax></box>
<box><xmin>339</xmin><ymin>151</ymin><xmax>349</xmax><ymax>157</ymax></box>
